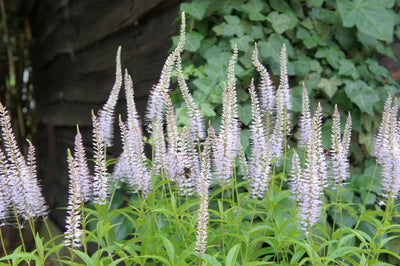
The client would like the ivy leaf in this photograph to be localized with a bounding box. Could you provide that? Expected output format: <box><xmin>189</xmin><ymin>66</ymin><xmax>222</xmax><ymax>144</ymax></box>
<box><xmin>230</xmin><ymin>35</ymin><xmax>253</xmax><ymax>51</ymax></box>
<box><xmin>200</xmin><ymin>102</ymin><xmax>217</xmax><ymax>117</ymax></box>
<box><xmin>258</xmin><ymin>34</ymin><xmax>294</xmax><ymax>63</ymax></box>
<box><xmin>267</xmin><ymin>12</ymin><xmax>292</xmax><ymax>34</ymax></box>
<box><xmin>185</xmin><ymin>31</ymin><xmax>204</xmax><ymax>52</ymax></box>
<box><xmin>213</xmin><ymin>15</ymin><xmax>244</xmax><ymax>36</ymax></box>
<box><xmin>238</xmin><ymin>103</ymin><xmax>252</xmax><ymax>125</ymax></box>
<box><xmin>338</xmin><ymin>59</ymin><xmax>358</xmax><ymax>79</ymax></box>
<box><xmin>180</xmin><ymin>0</ymin><xmax>210</xmax><ymax>20</ymax></box>
<box><xmin>344</xmin><ymin>80</ymin><xmax>379</xmax><ymax>115</ymax></box>
<box><xmin>317</xmin><ymin>77</ymin><xmax>343</xmax><ymax>99</ymax></box>
<box><xmin>242</xmin><ymin>0</ymin><xmax>266</xmax><ymax>21</ymax></box>
<box><xmin>337</xmin><ymin>0</ymin><xmax>395</xmax><ymax>42</ymax></box>
<box><xmin>315</xmin><ymin>47</ymin><xmax>345</xmax><ymax>69</ymax></box>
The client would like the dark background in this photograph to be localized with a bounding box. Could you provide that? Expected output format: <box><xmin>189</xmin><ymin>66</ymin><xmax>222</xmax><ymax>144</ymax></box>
<box><xmin>3</xmin><ymin>0</ymin><xmax>181</xmax><ymax>229</ymax></box>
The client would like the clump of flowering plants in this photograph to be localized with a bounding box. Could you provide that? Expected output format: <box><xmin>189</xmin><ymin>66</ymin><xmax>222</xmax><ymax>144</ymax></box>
<box><xmin>1</xmin><ymin>12</ymin><xmax>400</xmax><ymax>265</ymax></box>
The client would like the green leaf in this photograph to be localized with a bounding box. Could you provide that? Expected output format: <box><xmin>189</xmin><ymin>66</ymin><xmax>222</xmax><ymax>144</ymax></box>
<box><xmin>338</xmin><ymin>59</ymin><xmax>359</xmax><ymax>79</ymax></box>
<box><xmin>344</xmin><ymin>80</ymin><xmax>379</xmax><ymax>115</ymax></box>
<box><xmin>213</xmin><ymin>16</ymin><xmax>245</xmax><ymax>37</ymax></box>
<box><xmin>238</xmin><ymin>103</ymin><xmax>252</xmax><ymax>125</ymax></box>
<box><xmin>317</xmin><ymin>76</ymin><xmax>342</xmax><ymax>99</ymax></box>
<box><xmin>181</xmin><ymin>0</ymin><xmax>210</xmax><ymax>20</ymax></box>
<box><xmin>226</xmin><ymin>243</ymin><xmax>241</xmax><ymax>266</ymax></box>
<box><xmin>200</xmin><ymin>254</ymin><xmax>222</xmax><ymax>266</ymax></box>
<box><xmin>230</xmin><ymin>35</ymin><xmax>253</xmax><ymax>51</ymax></box>
<box><xmin>315</xmin><ymin>47</ymin><xmax>345</xmax><ymax>69</ymax></box>
<box><xmin>160</xmin><ymin>235</ymin><xmax>175</xmax><ymax>264</ymax></box>
<box><xmin>266</xmin><ymin>12</ymin><xmax>292</xmax><ymax>34</ymax></box>
<box><xmin>200</xmin><ymin>102</ymin><xmax>217</xmax><ymax>117</ymax></box>
<box><xmin>242</xmin><ymin>0</ymin><xmax>266</xmax><ymax>21</ymax></box>
<box><xmin>337</xmin><ymin>0</ymin><xmax>395</xmax><ymax>41</ymax></box>
<box><xmin>258</xmin><ymin>34</ymin><xmax>294</xmax><ymax>63</ymax></box>
<box><xmin>185</xmin><ymin>31</ymin><xmax>204</xmax><ymax>52</ymax></box>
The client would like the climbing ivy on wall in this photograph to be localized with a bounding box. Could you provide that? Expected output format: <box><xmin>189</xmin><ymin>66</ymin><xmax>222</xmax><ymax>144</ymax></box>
<box><xmin>171</xmin><ymin>0</ymin><xmax>400</xmax><ymax>170</ymax></box>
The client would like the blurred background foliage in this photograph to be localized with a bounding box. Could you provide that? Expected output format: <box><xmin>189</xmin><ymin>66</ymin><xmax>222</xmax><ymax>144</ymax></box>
<box><xmin>171</xmin><ymin>0</ymin><xmax>400</xmax><ymax>171</ymax></box>
<box><xmin>0</xmin><ymin>0</ymin><xmax>35</xmax><ymax>148</ymax></box>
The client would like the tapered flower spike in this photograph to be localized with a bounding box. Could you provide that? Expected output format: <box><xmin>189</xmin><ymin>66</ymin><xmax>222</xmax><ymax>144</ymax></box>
<box><xmin>180</xmin><ymin>128</ymin><xmax>200</xmax><ymax>194</ymax></box>
<box><xmin>330</xmin><ymin>105</ymin><xmax>351</xmax><ymax>185</ymax></box>
<box><xmin>73</xmin><ymin>126</ymin><xmax>92</xmax><ymax>201</ymax></box>
<box><xmin>248</xmin><ymin>79</ymin><xmax>272</xmax><ymax>198</ymax></box>
<box><xmin>279</xmin><ymin>44</ymin><xmax>291</xmax><ymax>111</ymax></box>
<box><xmin>146</xmin><ymin>12</ymin><xmax>186</xmax><ymax>130</ymax></box>
<box><xmin>195</xmin><ymin>134</ymin><xmax>211</xmax><ymax>257</ymax></box>
<box><xmin>343</xmin><ymin>112</ymin><xmax>352</xmax><ymax>157</ymax></box>
<box><xmin>0</xmin><ymin>102</ymin><xmax>47</xmax><ymax>219</ymax></box>
<box><xmin>293</xmin><ymin>103</ymin><xmax>327</xmax><ymax>233</ymax></box>
<box><xmin>213</xmin><ymin>47</ymin><xmax>240</xmax><ymax>183</ymax></box>
<box><xmin>91</xmin><ymin>111</ymin><xmax>108</xmax><ymax>204</ymax></box>
<box><xmin>374</xmin><ymin>97</ymin><xmax>400</xmax><ymax>200</ymax></box>
<box><xmin>289</xmin><ymin>151</ymin><xmax>302</xmax><ymax>201</ymax></box>
<box><xmin>238</xmin><ymin>144</ymin><xmax>250</xmax><ymax>180</ymax></box>
<box><xmin>176</xmin><ymin>55</ymin><xmax>205</xmax><ymax>140</ymax></box>
<box><xmin>65</xmin><ymin>149</ymin><xmax>83</xmax><ymax>248</ymax></box>
<box><xmin>98</xmin><ymin>46</ymin><xmax>122</xmax><ymax>147</ymax></box>
<box><xmin>299</xmin><ymin>84</ymin><xmax>312</xmax><ymax>148</ymax></box>
<box><xmin>374</xmin><ymin>95</ymin><xmax>393</xmax><ymax>160</ymax></box>
<box><xmin>121</xmin><ymin>72</ymin><xmax>152</xmax><ymax>195</ymax></box>
<box><xmin>252</xmin><ymin>43</ymin><xmax>275</xmax><ymax>115</ymax></box>
<box><xmin>0</xmin><ymin>148</ymin><xmax>12</xmax><ymax>223</ymax></box>
<box><xmin>270</xmin><ymin>44</ymin><xmax>292</xmax><ymax>160</ymax></box>
<box><xmin>164</xmin><ymin>87</ymin><xmax>185</xmax><ymax>184</ymax></box>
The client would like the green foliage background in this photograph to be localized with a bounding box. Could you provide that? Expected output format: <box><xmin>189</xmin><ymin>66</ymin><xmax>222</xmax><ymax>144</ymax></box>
<box><xmin>172</xmin><ymin>0</ymin><xmax>400</xmax><ymax>166</ymax></box>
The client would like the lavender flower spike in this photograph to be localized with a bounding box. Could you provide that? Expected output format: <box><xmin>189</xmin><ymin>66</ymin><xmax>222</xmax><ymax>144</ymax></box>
<box><xmin>65</xmin><ymin>150</ymin><xmax>83</xmax><ymax>248</ymax></box>
<box><xmin>298</xmin><ymin>84</ymin><xmax>312</xmax><ymax>148</ymax></box>
<box><xmin>252</xmin><ymin>43</ymin><xmax>275</xmax><ymax>115</ymax></box>
<box><xmin>330</xmin><ymin>105</ymin><xmax>352</xmax><ymax>185</ymax></box>
<box><xmin>145</xmin><ymin>12</ymin><xmax>186</xmax><ymax>130</ymax></box>
<box><xmin>296</xmin><ymin>103</ymin><xmax>327</xmax><ymax>233</ymax></box>
<box><xmin>91</xmin><ymin>111</ymin><xmax>108</xmax><ymax>204</ymax></box>
<box><xmin>0</xmin><ymin>148</ymin><xmax>12</xmax><ymax>223</ymax></box>
<box><xmin>0</xmin><ymin>102</ymin><xmax>47</xmax><ymax>219</ymax></box>
<box><xmin>176</xmin><ymin>55</ymin><xmax>205</xmax><ymax>140</ymax></box>
<box><xmin>195</xmin><ymin>135</ymin><xmax>211</xmax><ymax>257</ymax></box>
<box><xmin>289</xmin><ymin>151</ymin><xmax>302</xmax><ymax>202</ymax></box>
<box><xmin>270</xmin><ymin>45</ymin><xmax>292</xmax><ymax>160</ymax></box>
<box><xmin>374</xmin><ymin>95</ymin><xmax>392</xmax><ymax>161</ymax></box>
<box><xmin>374</xmin><ymin>97</ymin><xmax>400</xmax><ymax>200</ymax></box>
<box><xmin>248</xmin><ymin>80</ymin><xmax>272</xmax><ymax>199</ymax></box>
<box><xmin>124</xmin><ymin>72</ymin><xmax>152</xmax><ymax>195</ymax></box>
<box><xmin>213</xmin><ymin>47</ymin><xmax>240</xmax><ymax>183</ymax></box>
<box><xmin>98</xmin><ymin>46</ymin><xmax>122</xmax><ymax>147</ymax></box>
<box><xmin>73</xmin><ymin>126</ymin><xmax>92</xmax><ymax>201</ymax></box>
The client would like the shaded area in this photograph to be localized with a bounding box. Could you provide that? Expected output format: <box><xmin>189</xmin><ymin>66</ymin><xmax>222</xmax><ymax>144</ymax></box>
<box><xmin>26</xmin><ymin>0</ymin><xmax>180</xmax><ymax>228</ymax></box>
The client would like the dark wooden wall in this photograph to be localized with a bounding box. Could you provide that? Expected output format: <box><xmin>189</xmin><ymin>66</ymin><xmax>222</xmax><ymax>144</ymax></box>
<box><xmin>29</xmin><ymin>0</ymin><xmax>180</xmax><ymax>227</ymax></box>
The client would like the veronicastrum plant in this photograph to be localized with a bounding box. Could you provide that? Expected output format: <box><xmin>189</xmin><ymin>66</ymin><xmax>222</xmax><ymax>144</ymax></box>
<box><xmin>2</xmin><ymin>12</ymin><xmax>400</xmax><ymax>265</ymax></box>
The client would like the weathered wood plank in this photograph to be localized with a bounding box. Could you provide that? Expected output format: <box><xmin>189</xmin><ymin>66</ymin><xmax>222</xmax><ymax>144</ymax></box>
<box><xmin>32</xmin><ymin>0</ymin><xmax>173</xmax><ymax>68</ymax></box>
<box><xmin>33</xmin><ymin>1</ymin><xmax>178</xmax><ymax>108</ymax></box>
